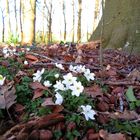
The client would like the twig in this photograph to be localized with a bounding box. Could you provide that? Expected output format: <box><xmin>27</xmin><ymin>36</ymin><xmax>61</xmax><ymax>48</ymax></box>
<box><xmin>103</xmin><ymin>80</ymin><xmax>140</xmax><ymax>86</ymax></box>
<box><xmin>27</xmin><ymin>52</ymin><xmax>57</xmax><ymax>62</ymax></box>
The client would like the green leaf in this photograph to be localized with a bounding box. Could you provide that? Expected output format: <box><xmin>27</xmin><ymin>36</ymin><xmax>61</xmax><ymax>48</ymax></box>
<box><xmin>125</xmin><ymin>86</ymin><xmax>137</xmax><ymax>102</ymax></box>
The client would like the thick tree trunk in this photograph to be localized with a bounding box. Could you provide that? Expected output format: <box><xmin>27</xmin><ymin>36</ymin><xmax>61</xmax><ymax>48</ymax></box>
<box><xmin>90</xmin><ymin>0</ymin><xmax>140</xmax><ymax>54</ymax></box>
<box><xmin>22</xmin><ymin>0</ymin><xmax>36</xmax><ymax>45</ymax></box>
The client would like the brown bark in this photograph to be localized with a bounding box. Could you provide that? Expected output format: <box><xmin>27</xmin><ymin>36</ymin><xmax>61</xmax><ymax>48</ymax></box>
<box><xmin>5</xmin><ymin>0</ymin><xmax>11</xmax><ymax>40</ymax></box>
<box><xmin>90</xmin><ymin>0</ymin><xmax>140</xmax><ymax>54</ymax></box>
<box><xmin>22</xmin><ymin>0</ymin><xmax>36</xmax><ymax>45</ymax></box>
<box><xmin>46</xmin><ymin>1</ymin><xmax>53</xmax><ymax>43</ymax></box>
<box><xmin>77</xmin><ymin>0</ymin><xmax>82</xmax><ymax>42</ymax></box>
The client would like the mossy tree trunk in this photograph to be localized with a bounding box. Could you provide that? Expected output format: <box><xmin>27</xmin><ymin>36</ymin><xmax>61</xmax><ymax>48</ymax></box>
<box><xmin>90</xmin><ymin>0</ymin><xmax>140</xmax><ymax>54</ymax></box>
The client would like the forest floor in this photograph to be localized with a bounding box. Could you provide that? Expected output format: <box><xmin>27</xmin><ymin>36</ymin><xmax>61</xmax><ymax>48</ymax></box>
<box><xmin>0</xmin><ymin>41</ymin><xmax>140</xmax><ymax>140</ymax></box>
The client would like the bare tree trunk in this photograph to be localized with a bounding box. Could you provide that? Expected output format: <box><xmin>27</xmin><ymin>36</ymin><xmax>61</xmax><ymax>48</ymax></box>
<box><xmin>42</xmin><ymin>0</ymin><xmax>45</xmax><ymax>42</ymax></box>
<box><xmin>22</xmin><ymin>0</ymin><xmax>36</xmax><ymax>45</ymax></box>
<box><xmin>77</xmin><ymin>0</ymin><xmax>82</xmax><ymax>42</ymax></box>
<box><xmin>14</xmin><ymin>0</ymin><xmax>18</xmax><ymax>35</ymax></box>
<box><xmin>0</xmin><ymin>8</ymin><xmax>5</xmax><ymax>42</ymax></box>
<box><xmin>6</xmin><ymin>0</ymin><xmax>11</xmax><ymax>40</ymax></box>
<box><xmin>19</xmin><ymin>0</ymin><xmax>23</xmax><ymax>42</ymax></box>
<box><xmin>72</xmin><ymin>0</ymin><xmax>75</xmax><ymax>42</ymax></box>
<box><xmin>93</xmin><ymin>0</ymin><xmax>100</xmax><ymax>31</ymax></box>
<box><xmin>46</xmin><ymin>1</ymin><xmax>53</xmax><ymax>44</ymax></box>
<box><xmin>62</xmin><ymin>0</ymin><xmax>66</xmax><ymax>42</ymax></box>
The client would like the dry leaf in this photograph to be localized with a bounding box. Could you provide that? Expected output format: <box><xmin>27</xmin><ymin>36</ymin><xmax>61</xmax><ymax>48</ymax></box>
<box><xmin>25</xmin><ymin>54</ymin><xmax>38</xmax><ymax>61</ymax></box>
<box><xmin>0</xmin><ymin>81</ymin><xmax>16</xmax><ymax>109</ymax></box>
<box><xmin>41</xmin><ymin>98</ymin><xmax>55</xmax><ymax>106</ymax></box>
<box><xmin>84</xmin><ymin>85</ymin><xmax>103</xmax><ymax>98</ymax></box>
<box><xmin>99</xmin><ymin>129</ymin><xmax>126</xmax><ymax>140</ymax></box>
<box><xmin>33</xmin><ymin>89</ymin><xmax>44</xmax><ymax>100</ymax></box>
<box><xmin>40</xmin><ymin>130</ymin><xmax>53</xmax><ymax>140</ymax></box>
<box><xmin>30</xmin><ymin>82</ymin><xmax>47</xmax><ymax>90</ymax></box>
<box><xmin>110</xmin><ymin>110</ymin><xmax>140</xmax><ymax>120</ymax></box>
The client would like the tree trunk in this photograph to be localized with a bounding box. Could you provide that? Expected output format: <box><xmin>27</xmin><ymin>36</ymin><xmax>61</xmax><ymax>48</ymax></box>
<box><xmin>77</xmin><ymin>0</ymin><xmax>82</xmax><ymax>43</ymax></box>
<box><xmin>5</xmin><ymin>0</ymin><xmax>11</xmax><ymax>40</ymax></box>
<box><xmin>90</xmin><ymin>0</ymin><xmax>140</xmax><ymax>54</ymax></box>
<box><xmin>1</xmin><ymin>9</ymin><xmax>5</xmax><ymax>42</ymax></box>
<box><xmin>46</xmin><ymin>1</ymin><xmax>53</xmax><ymax>43</ymax></box>
<box><xmin>19</xmin><ymin>0</ymin><xmax>23</xmax><ymax>42</ymax></box>
<box><xmin>14</xmin><ymin>0</ymin><xmax>18</xmax><ymax>35</ymax></box>
<box><xmin>22</xmin><ymin>0</ymin><xmax>36</xmax><ymax>45</ymax></box>
<box><xmin>63</xmin><ymin>0</ymin><xmax>66</xmax><ymax>42</ymax></box>
<box><xmin>42</xmin><ymin>0</ymin><xmax>45</xmax><ymax>43</ymax></box>
<box><xmin>72</xmin><ymin>0</ymin><xmax>75</xmax><ymax>42</ymax></box>
<box><xmin>93</xmin><ymin>0</ymin><xmax>100</xmax><ymax>31</ymax></box>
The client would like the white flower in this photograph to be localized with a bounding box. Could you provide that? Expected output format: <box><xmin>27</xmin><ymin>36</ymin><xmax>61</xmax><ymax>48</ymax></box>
<box><xmin>81</xmin><ymin>105</ymin><xmax>96</xmax><ymax>121</ymax></box>
<box><xmin>43</xmin><ymin>80</ymin><xmax>52</xmax><ymax>87</ymax></box>
<box><xmin>0</xmin><ymin>75</ymin><xmax>6</xmax><ymax>86</ymax></box>
<box><xmin>76</xmin><ymin>65</ymin><xmax>86</xmax><ymax>73</ymax></box>
<box><xmin>54</xmin><ymin>74</ymin><xmax>59</xmax><ymax>78</ymax></box>
<box><xmin>69</xmin><ymin>65</ymin><xmax>77</xmax><ymax>73</ymax></box>
<box><xmin>70</xmin><ymin>81</ymin><xmax>84</xmax><ymax>97</ymax></box>
<box><xmin>62</xmin><ymin>73</ymin><xmax>77</xmax><ymax>89</ymax></box>
<box><xmin>4</xmin><ymin>53</ymin><xmax>10</xmax><ymax>58</ymax></box>
<box><xmin>55</xmin><ymin>92</ymin><xmax>63</xmax><ymax>105</ymax></box>
<box><xmin>55</xmin><ymin>63</ymin><xmax>64</xmax><ymax>70</ymax></box>
<box><xmin>53</xmin><ymin>80</ymin><xmax>65</xmax><ymax>91</ymax></box>
<box><xmin>33</xmin><ymin>68</ymin><xmax>45</xmax><ymax>82</ymax></box>
<box><xmin>3</xmin><ymin>47</ymin><xmax>8</xmax><ymax>54</ymax></box>
<box><xmin>24</xmin><ymin>60</ymin><xmax>28</xmax><ymax>65</ymax></box>
<box><xmin>26</xmin><ymin>48</ymin><xmax>30</xmax><ymax>51</ymax></box>
<box><xmin>84</xmin><ymin>69</ymin><xmax>95</xmax><ymax>81</ymax></box>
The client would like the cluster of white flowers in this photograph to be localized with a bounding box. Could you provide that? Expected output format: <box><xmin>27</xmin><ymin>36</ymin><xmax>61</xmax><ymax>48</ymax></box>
<box><xmin>33</xmin><ymin>68</ymin><xmax>45</xmax><ymax>82</ymax></box>
<box><xmin>69</xmin><ymin>65</ymin><xmax>95</xmax><ymax>81</ymax></box>
<box><xmin>32</xmin><ymin>65</ymin><xmax>96</xmax><ymax>121</ymax></box>
<box><xmin>2</xmin><ymin>47</ymin><xmax>16</xmax><ymax>58</ymax></box>
<box><xmin>0</xmin><ymin>75</ymin><xmax>6</xmax><ymax>86</ymax></box>
<box><xmin>53</xmin><ymin>73</ymin><xmax>84</xmax><ymax>97</ymax></box>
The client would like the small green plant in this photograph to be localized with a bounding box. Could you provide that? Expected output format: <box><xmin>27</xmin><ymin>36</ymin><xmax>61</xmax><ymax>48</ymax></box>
<box><xmin>53</xmin><ymin>130</ymin><xmax>63</xmax><ymax>140</ymax></box>
<box><xmin>61</xmin><ymin>90</ymin><xmax>94</xmax><ymax>112</ymax></box>
<box><xmin>42</xmin><ymin>68</ymin><xmax>60</xmax><ymax>84</ymax></box>
<box><xmin>66</xmin><ymin>130</ymin><xmax>80</xmax><ymax>140</ymax></box>
<box><xmin>16</xmin><ymin>76</ymin><xmax>33</xmax><ymax>105</ymax></box>
<box><xmin>6</xmin><ymin>34</ymin><xmax>19</xmax><ymax>45</ymax></box>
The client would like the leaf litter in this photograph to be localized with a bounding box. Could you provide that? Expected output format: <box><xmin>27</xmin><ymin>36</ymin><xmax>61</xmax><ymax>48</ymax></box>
<box><xmin>0</xmin><ymin>42</ymin><xmax>140</xmax><ymax>140</ymax></box>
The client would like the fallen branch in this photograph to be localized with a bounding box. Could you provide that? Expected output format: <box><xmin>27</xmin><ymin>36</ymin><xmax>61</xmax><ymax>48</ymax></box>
<box><xmin>103</xmin><ymin>80</ymin><xmax>140</xmax><ymax>86</ymax></box>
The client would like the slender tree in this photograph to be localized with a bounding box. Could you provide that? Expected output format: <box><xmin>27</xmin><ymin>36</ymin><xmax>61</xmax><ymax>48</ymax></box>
<box><xmin>14</xmin><ymin>0</ymin><xmax>18</xmax><ymax>34</ymax></box>
<box><xmin>22</xmin><ymin>0</ymin><xmax>36</xmax><ymax>45</ymax></box>
<box><xmin>19</xmin><ymin>0</ymin><xmax>23</xmax><ymax>42</ymax></box>
<box><xmin>62</xmin><ymin>0</ymin><xmax>66</xmax><ymax>41</ymax></box>
<box><xmin>77</xmin><ymin>0</ymin><xmax>82</xmax><ymax>42</ymax></box>
<box><xmin>72</xmin><ymin>0</ymin><xmax>75</xmax><ymax>42</ymax></box>
<box><xmin>42</xmin><ymin>0</ymin><xmax>45</xmax><ymax>42</ymax></box>
<box><xmin>0</xmin><ymin>8</ymin><xmax>5</xmax><ymax>42</ymax></box>
<box><xmin>5</xmin><ymin>0</ymin><xmax>11</xmax><ymax>40</ymax></box>
<box><xmin>45</xmin><ymin>0</ymin><xmax>53</xmax><ymax>43</ymax></box>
